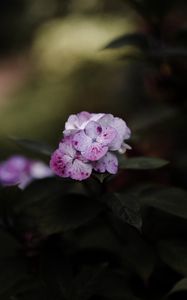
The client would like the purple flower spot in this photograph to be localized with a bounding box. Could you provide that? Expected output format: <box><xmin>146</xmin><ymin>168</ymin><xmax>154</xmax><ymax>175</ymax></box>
<box><xmin>97</xmin><ymin>126</ymin><xmax>102</xmax><ymax>133</ymax></box>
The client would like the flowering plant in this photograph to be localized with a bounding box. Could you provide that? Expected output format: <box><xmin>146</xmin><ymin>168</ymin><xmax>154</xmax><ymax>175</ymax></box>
<box><xmin>0</xmin><ymin>112</ymin><xmax>186</xmax><ymax>300</ymax></box>
<box><xmin>50</xmin><ymin>112</ymin><xmax>131</xmax><ymax>180</ymax></box>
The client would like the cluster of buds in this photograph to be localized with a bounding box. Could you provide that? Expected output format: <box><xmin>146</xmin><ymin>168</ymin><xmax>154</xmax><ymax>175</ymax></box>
<box><xmin>50</xmin><ymin>112</ymin><xmax>131</xmax><ymax>181</ymax></box>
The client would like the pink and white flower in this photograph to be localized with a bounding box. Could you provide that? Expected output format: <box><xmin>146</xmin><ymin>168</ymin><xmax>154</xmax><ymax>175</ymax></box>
<box><xmin>0</xmin><ymin>156</ymin><xmax>53</xmax><ymax>189</ymax></box>
<box><xmin>50</xmin><ymin>112</ymin><xmax>131</xmax><ymax>180</ymax></box>
<box><xmin>50</xmin><ymin>139</ymin><xmax>92</xmax><ymax>181</ymax></box>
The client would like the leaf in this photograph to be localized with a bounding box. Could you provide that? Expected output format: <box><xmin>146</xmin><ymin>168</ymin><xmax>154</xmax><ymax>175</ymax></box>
<box><xmin>158</xmin><ymin>240</ymin><xmax>187</xmax><ymax>276</ymax></box>
<box><xmin>140</xmin><ymin>187</ymin><xmax>187</xmax><ymax>220</ymax></box>
<box><xmin>14</xmin><ymin>179</ymin><xmax>102</xmax><ymax>235</ymax></box>
<box><xmin>103</xmin><ymin>33</ymin><xmax>151</xmax><ymax>50</ymax></box>
<box><xmin>103</xmin><ymin>193</ymin><xmax>142</xmax><ymax>231</ymax></box>
<box><xmin>95</xmin><ymin>269</ymin><xmax>140</xmax><ymax>299</ymax></box>
<box><xmin>71</xmin><ymin>264</ymin><xmax>108</xmax><ymax>300</ymax></box>
<box><xmin>0</xmin><ymin>229</ymin><xmax>21</xmax><ymax>258</ymax></box>
<box><xmin>9</xmin><ymin>137</ymin><xmax>53</xmax><ymax>156</ymax></box>
<box><xmin>150</xmin><ymin>47</ymin><xmax>187</xmax><ymax>58</ymax></box>
<box><xmin>0</xmin><ymin>258</ymin><xmax>28</xmax><ymax>296</ymax></box>
<box><xmin>119</xmin><ymin>156</ymin><xmax>169</xmax><ymax>170</ymax></box>
<box><xmin>169</xmin><ymin>278</ymin><xmax>187</xmax><ymax>295</ymax></box>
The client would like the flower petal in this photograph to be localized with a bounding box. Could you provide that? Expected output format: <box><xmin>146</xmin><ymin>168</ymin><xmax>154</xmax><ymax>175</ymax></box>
<box><xmin>92</xmin><ymin>159</ymin><xmax>106</xmax><ymax>173</ymax></box>
<box><xmin>118</xmin><ymin>142</ymin><xmax>132</xmax><ymax>154</ymax></box>
<box><xmin>59</xmin><ymin>140</ymin><xmax>76</xmax><ymax>158</ymax></box>
<box><xmin>85</xmin><ymin>121</ymin><xmax>103</xmax><ymax>139</ymax></box>
<box><xmin>73</xmin><ymin>131</ymin><xmax>92</xmax><ymax>152</ymax></box>
<box><xmin>77</xmin><ymin>111</ymin><xmax>92</xmax><ymax>126</ymax></box>
<box><xmin>104</xmin><ymin>152</ymin><xmax>118</xmax><ymax>174</ymax></box>
<box><xmin>112</xmin><ymin>117</ymin><xmax>131</xmax><ymax>140</ymax></box>
<box><xmin>97</xmin><ymin>126</ymin><xmax>117</xmax><ymax>145</ymax></box>
<box><xmin>90</xmin><ymin>113</ymin><xmax>104</xmax><ymax>122</ymax></box>
<box><xmin>30</xmin><ymin>162</ymin><xmax>54</xmax><ymax>179</ymax></box>
<box><xmin>67</xmin><ymin>159</ymin><xmax>92</xmax><ymax>180</ymax></box>
<box><xmin>82</xmin><ymin>143</ymin><xmax>108</xmax><ymax>161</ymax></box>
<box><xmin>93</xmin><ymin>152</ymin><xmax>118</xmax><ymax>174</ymax></box>
<box><xmin>65</xmin><ymin>114</ymin><xmax>79</xmax><ymax>130</ymax></box>
<box><xmin>98</xmin><ymin>114</ymin><xmax>114</xmax><ymax>127</ymax></box>
<box><xmin>50</xmin><ymin>149</ymin><xmax>71</xmax><ymax>177</ymax></box>
<box><xmin>64</xmin><ymin>112</ymin><xmax>92</xmax><ymax>134</ymax></box>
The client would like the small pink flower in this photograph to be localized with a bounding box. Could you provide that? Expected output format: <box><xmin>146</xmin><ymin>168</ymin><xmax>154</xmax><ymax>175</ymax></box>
<box><xmin>51</xmin><ymin>111</ymin><xmax>131</xmax><ymax>180</ymax></box>
<box><xmin>93</xmin><ymin>152</ymin><xmax>118</xmax><ymax>174</ymax></box>
<box><xmin>50</xmin><ymin>140</ymin><xmax>92</xmax><ymax>181</ymax></box>
<box><xmin>0</xmin><ymin>156</ymin><xmax>53</xmax><ymax>189</ymax></box>
<box><xmin>72</xmin><ymin>121</ymin><xmax>117</xmax><ymax>161</ymax></box>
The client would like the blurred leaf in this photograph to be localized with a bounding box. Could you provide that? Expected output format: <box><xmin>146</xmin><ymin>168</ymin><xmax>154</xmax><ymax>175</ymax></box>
<box><xmin>0</xmin><ymin>229</ymin><xmax>20</xmax><ymax>258</ymax></box>
<box><xmin>103</xmin><ymin>33</ymin><xmax>151</xmax><ymax>50</ymax></box>
<box><xmin>150</xmin><ymin>47</ymin><xmax>187</xmax><ymax>58</ymax></box>
<box><xmin>14</xmin><ymin>179</ymin><xmax>102</xmax><ymax>235</ymax></box>
<box><xmin>71</xmin><ymin>263</ymin><xmax>108</xmax><ymax>300</ymax></box>
<box><xmin>0</xmin><ymin>258</ymin><xmax>28</xmax><ymax>296</ymax></box>
<box><xmin>140</xmin><ymin>187</ymin><xmax>187</xmax><ymax>220</ymax></box>
<box><xmin>158</xmin><ymin>240</ymin><xmax>187</xmax><ymax>276</ymax></box>
<box><xmin>119</xmin><ymin>156</ymin><xmax>169</xmax><ymax>170</ymax></box>
<box><xmin>10</xmin><ymin>137</ymin><xmax>53</xmax><ymax>156</ymax></box>
<box><xmin>103</xmin><ymin>193</ymin><xmax>142</xmax><ymax>231</ymax></box>
<box><xmin>169</xmin><ymin>278</ymin><xmax>187</xmax><ymax>295</ymax></box>
<box><xmin>38</xmin><ymin>193</ymin><xmax>102</xmax><ymax>235</ymax></box>
<box><xmin>95</xmin><ymin>269</ymin><xmax>140</xmax><ymax>300</ymax></box>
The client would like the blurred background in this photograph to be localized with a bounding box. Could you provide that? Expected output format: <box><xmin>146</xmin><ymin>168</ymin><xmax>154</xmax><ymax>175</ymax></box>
<box><xmin>0</xmin><ymin>0</ymin><xmax>187</xmax><ymax>187</ymax></box>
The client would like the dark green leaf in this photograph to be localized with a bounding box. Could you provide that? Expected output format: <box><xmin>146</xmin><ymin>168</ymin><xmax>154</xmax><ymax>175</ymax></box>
<box><xmin>119</xmin><ymin>156</ymin><xmax>169</xmax><ymax>170</ymax></box>
<box><xmin>103</xmin><ymin>193</ymin><xmax>142</xmax><ymax>231</ymax></box>
<box><xmin>0</xmin><ymin>258</ymin><xmax>28</xmax><ymax>296</ymax></box>
<box><xmin>9</xmin><ymin>137</ymin><xmax>53</xmax><ymax>156</ymax></box>
<box><xmin>158</xmin><ymin>240</ymin><xmax>187</xmax><ymax>276</ymax></box>
<box><xmin>150</xmin><ymin>47</ymin><xmax>187</xmax><ymax>58</ymax></box>
<box><xmin>71</xmin><ymin>264</ymin><xmax>108</xmax><ymax>300</ymax></box>
<box><xmin>95</xmin><ymin>269</ymin><xmax>139</xmax><ymax>299</ymax></box>
<box><xmin>0</xmin><ymin>229</ymin><xmax>20</xmax><ymax>258</ymax></box>
<box><xmin>140</xmin><ymin>187</ymin><xmax>187</xmax><ymax>220</ymax></box>
<box><xmin>103</xmin><ymin>33</ymin><xmax>151</xmax><ymax>50</ymax></box>
<box><xmin>40</xmin><ymin>193</ymin><xmax>102</xmax><ymax>234</ymax></box>
<box><xmin>169</xmin><ymin>278</ymin><xmax>187</xmax><ymax>295</ymax></box>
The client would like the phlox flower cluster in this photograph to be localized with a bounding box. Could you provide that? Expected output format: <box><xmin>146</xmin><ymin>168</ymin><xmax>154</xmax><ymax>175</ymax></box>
<box><xmin>0</xmin><ymin>156</ymin><xmax>54</xmax><ymax>189</ymax></box>
<box><xmin>50</xmin><ymin>112</ymin><xmax>131</xmax><ymax>181</ymax></box>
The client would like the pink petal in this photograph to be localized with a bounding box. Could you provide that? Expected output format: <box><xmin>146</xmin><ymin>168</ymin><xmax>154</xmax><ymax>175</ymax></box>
<box><xmin>67</xmin><ymin>159</ymin><xmax>92</xmax><ymax>180</ymax></box>
<box><xmin>112</xmin><ymin>117</ymin><xmax>131</xmax><ymax>140</ymax></box>
<box><xmin>82</xmin><ymin>143</ymin><xmax>108</xmax><ymax>161</ymax></box>
<box><xmin>98</xmin><ymin>114</ymin><xmax>114</xmax><ymax>127</ymax></box>
<box><xmin>90</xmin><ymin>113</ymin><xmax>104</xmax><ymax>122</ymax></box>
<box><xmin>85</xmin><ymin>121</ymin><xmax>103</xmax><ymax>139</ymax></box>
<box><xmin>65</xmin><ymin>114</ymin><xmax>79</xmax><ymax>130</ymax></box>
<box><xmin>97</xmin><ymin>126</ymin><xmax>117</xmax><ymax>146</ymax></box>
<box><xmin>59</xmin><ymin>140</ymin><xmax>76</xmax><ymax>158</ymax></box>
<box><xmin>73</xmin><ymin>131</ymin><xmax>92</xmax><ymax>152</ymax></box>
<box><xmin>118</xmin><ymin>142</ymin><xmax>132</xmax><ymax>154</ymax></box>
<box><xmin>104</xmin><ymin>152</ymin><xmax>118</xmax><ymax>174</ymax></box>
<box><xmin>108</xmin><ymin>134</ymin><xmax>122</xmax><ymax>151</ymax></box>
<box><xmin>30</xmin><ymin>162</ymin><xmax>54</xmax><ymax>179</ymax></box>
<box><xmin>18</xmin><ymin>176</ymin><xmax>33</xmax><ymax>190</ymax></box>
<box><xmin>50</xmin><ymin>150</ymin><xmax>71</xmax><ymax>177</ymax></box>
<box><xmin>64</xmin><ymin>112</ymin><xmax>92</xmax><ymax>134</ymax></box>
<box><xmin>92</xmin><ymin>159</ymin><xmax>106</xmax><ymax>173</ymax></box>
<box><xmin>77</xmin><ymin>111</ymin><xmax>92</xmax><ymax>124</ymax></box>
<box><xmin>93</xmin><ymin>152</ymin><xmax>118</xmax><ymax>174</ymax></box>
